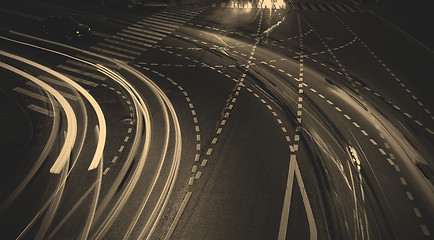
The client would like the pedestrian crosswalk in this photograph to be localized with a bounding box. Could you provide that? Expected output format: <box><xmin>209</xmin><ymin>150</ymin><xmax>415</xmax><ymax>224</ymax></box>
<box><xmin>12</xmin><ymin>58</ymin><xmax>108</xmax><ymax>116</ymax></box>
<box><xmin>211</xmin><ymin>1</ymin><xmax>365</xmax><ymax>13</ymax></box>
<box><xmin>14</xmin><ymin>6</ymin><xmax>208</xmax><ymax>116</ymax></box>
<box><xmin>88</xmin><ymin>6</ymin><xmax>208</xmax><ymax>63</ymax></box>
<box><xmin>289</xmin><ymin>2</ymin><xmax>364</xmax><ymax>13</ymax></box>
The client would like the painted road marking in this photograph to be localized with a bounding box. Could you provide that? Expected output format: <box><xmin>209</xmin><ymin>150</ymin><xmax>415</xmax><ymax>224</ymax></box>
<box><xmin>278</xmin><ymin>155</ymin><xmax>317</xmax><ymax>240</ymax></box>
<box><xmin>90</xmin><ymin>46</ymin><xmax>135</xmax><ymax>60</ymax></box>
<box><xmin>27</xmin><ymin>104</ymin><xmax>54</xmax><ymax>117</ymax></box>
<box><xmin>14</xmin><ymin>87</ymin><xmax>50</xmax><ymax>102</ymax></box>
<box><xmin>57</xmin><ymin>65</ymin><xmax>106</xmax><ymax>81</ymax></box>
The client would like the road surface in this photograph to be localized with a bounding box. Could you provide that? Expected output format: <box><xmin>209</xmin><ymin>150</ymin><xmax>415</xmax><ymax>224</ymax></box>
<box><xmin>0</xmin><ymin>0</ymin><xmax>432</xmax><ymax>239</ymax></box>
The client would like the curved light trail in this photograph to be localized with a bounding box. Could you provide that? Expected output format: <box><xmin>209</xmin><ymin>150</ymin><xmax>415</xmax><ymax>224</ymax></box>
<box><xmin>114</xmin><ymin>63</ymin><xmax>182</xmax><ymax>240</ymax></box>
<box><xmin>0</xmin><ymin>91</ymin><xmax>59</xmax><ymax>213</ymax></box>
<box><xmin>0</xmin><ymin>59</ymin><xmax>77</xmax><ymax>175</ymax></box>
<box><xmin>0</xmin><ymin>37</ymin><xmax>107</xmax><ymax>173</ymax></box>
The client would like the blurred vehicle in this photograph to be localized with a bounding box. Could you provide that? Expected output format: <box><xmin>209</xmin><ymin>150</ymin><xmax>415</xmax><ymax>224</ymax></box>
<box><xmin>98</xmin><ymin>0</ymin><xmax>147</xmax><ymax>10</ymax></box>
<box><xmin>41</xmin><ymin>15</ymin><xmax>91</xmax><ymax>41</ymax></box>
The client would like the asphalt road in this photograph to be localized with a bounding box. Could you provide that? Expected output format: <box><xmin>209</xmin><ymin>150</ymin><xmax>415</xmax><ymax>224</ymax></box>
<box><xmin>0</xmin><ymin>0</ymin><xmax>432</xmax><ymax>239</ymax></box>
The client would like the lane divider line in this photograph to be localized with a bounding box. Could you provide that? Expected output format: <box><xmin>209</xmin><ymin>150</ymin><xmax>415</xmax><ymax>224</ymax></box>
<box><xmin>278</xmin><ymin>13</ymin><xmax>317</xmax><ymax>240</ymax></box>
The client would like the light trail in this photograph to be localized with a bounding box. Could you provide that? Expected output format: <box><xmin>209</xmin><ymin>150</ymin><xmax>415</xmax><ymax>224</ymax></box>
<box><xmin>92</xmin><ymin>62</ymin><xmax>182</xmax><ymax>240</ymax></box>
<box><xmin>80</xmin><ymin>126</ymin><xmax>103</xmax><ymax>240</ymax></box>
<box><xmin>2</xmin><ymin>31</ymin><xmax>182</xmax><ymax>239</ymax></box>
<box><xmin>34</xmin><ymin>133</ymin><xmax>69</xmax><ymax>240</ymax></box>
<box><xmin>91</xmin><ymin>94</ymin><xmax>150</xmax><ymax>240</ymax></box>
<box><xmin>0</xmin><ymin>91</ymin><xmax>59</xmax><ymax>213</ymax></box>
<box><xmin>0</xmin><ymin>36</ymin><xmax>106</xmax><ymax>173</ymax></box>
<box><xmin>0</xmin><ymin>61</ymin><xmax>77</xmax><ymax>239</ymax></box>
<box><xmin>94</xmin><ymin>66</ymin><xmax>168</xmax><ymax>240</ymax></box>
<box><xmin>120</xmin><ymin>65</ymin><xmax>182</xmax><ymax>240</ymax></box>
<box><xmin>0</xmin><ymin>59</ymin><xmax>77</xmax><ymax>175</ymax></box>
<box><xmin>3</xmin><ymin>32</ymin><xmax>155</xmax><ymax>238</ymax></box>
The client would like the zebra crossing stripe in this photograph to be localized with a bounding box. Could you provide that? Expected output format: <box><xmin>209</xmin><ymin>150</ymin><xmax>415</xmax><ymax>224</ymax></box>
<box><xmin>352</xmin><ymin>4</ymin><xmax>365</xmax><ymax>12</ymax></box>
<box><xmin>38</xmin><ymin>75</ymin><xmax>70</xmax><ymax>88</ymax></box>
<box><xmin>104</xmin><ymin>38</ymin><xmax>148</xmax><ymax>52</ymax></box>
<box><xmin>91</xmin><ymin>31</ymin><xmax>111</xmax><ymax>38</ymax></box>
<box><xmin>133</xmin><ymin>23</ymin><xmax>174</xmax><ymax>34</ymax></box>
<box><xmin>150</xmin><ymin>15</ymin><xmax>187</xmax><ymax>24</ymax></box>
<box><xmin>326</xmin><ymin>4</ymin><xmax>337</xmax><ymax>12</ymax></box>
<box><xmin>14</xmin><ymin>87</ymin><xmax>50</xmax><ymax>102</ymax></box>
<box><xmin>167</xmin><ymin>9</ymin><xmax>196</xmax><ymax>17</ymax></box>
<box><xmin>307</xmin><ymin>3</ymin><xmax>319</xmax><ymax>11</ymax></box>
<box><xmin>299</xmin><ymin>3</ymin><xmax>310</xmax><ymax>10</ymax></box>
<box><xmin>57</xmin><ymin>65</ymin><xmax>107</xmax><ymax>81</ymax></box>
<box><xmin>110</xmin><ymin>35</ymin><xmax>153</xmax><ymax>48</ymax></box>
<box><xmin>147</xmin><ymin>16</ymin><xmax>185</xmax><ymax>26</ymax></box>
<box><xmin>75</xmin><ymin>55</ymin><xmax>120</xmax><ymax>70</ymax></box>
<box><xmin>173</xmin><ymin>8</ymin><xmax>201</xmax><ymax>15</ymax></box>
<box><xmin>90</xmin><ymin>46</ymin><xmax>136</xmax><ymax>60</ymax></box>
<box><xmin>65</xmin><ymin>59</ymin><xmax>102</xmax><ymax>71</ymax></box>
<box><xmin>317</xmin><ymin>3</ymin><xmax>328</xmax><ymax>11</ymax></box>
<box><xmin>24</xmin><ymin>81</ymin><xmax>79</xmax><ymax>101</ymax></box>
<box><xmin>140</xmin><ymin>19</ymin><xmax>180</xmax><ymax>29</ymax></box>
<box><xmin>122</xmin><ymin>29</ymin><xmax>163</xmax><ymax>41</ymax></box>
<box><xmin>334</xmin><ymin>4</ymin><xmax>347</xmax><ymax>12</ymax></box>
<box><xmin>60</xmin><ymin>72</ymin><xmax>101</xmax><ymax>87</ymax></box>
<box><xmin>96</xmin><ymin>42</ymin><xmax>141</xmax><ymax>55</ymax></box>
<box><xmin>28</xmin><ymin>104</ymin><xmax>54</xmax><ymax>116</ymax></box>
<box><xmin>343</xmin><ymin>4</ymin><xmax>356</xmax><ymax>12</ymax></box>
<box><xmin>117</xmin><ymin>32</ymin><xmax>158</xmax><ymax>44</ymax></box>
<box><xmin>159</xmin><ymin>11</ymin><xmax>193</xmax><ymax>20</ymax></box>
<box><xmin>127</xmin><ymin>26</ymin><xmax>167</xmax><ymax>37</ymax></box>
